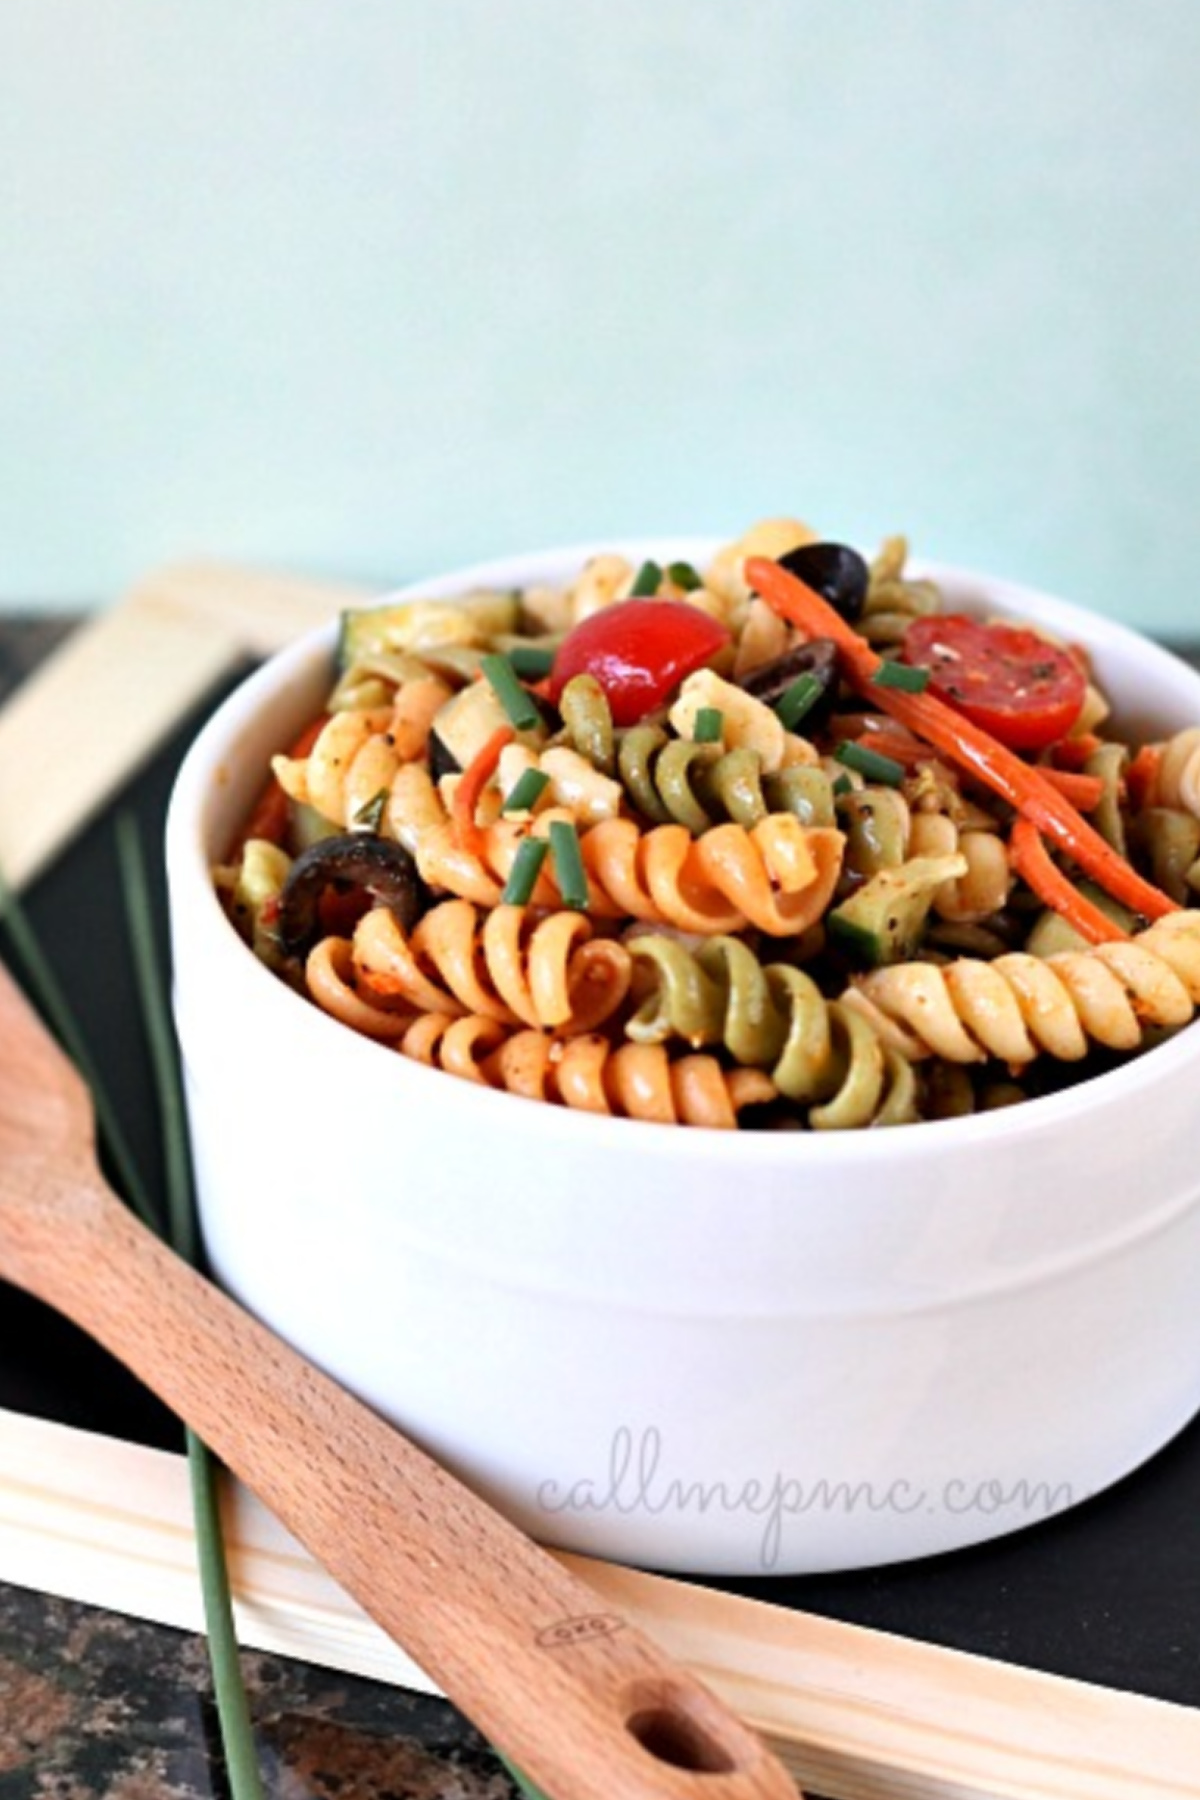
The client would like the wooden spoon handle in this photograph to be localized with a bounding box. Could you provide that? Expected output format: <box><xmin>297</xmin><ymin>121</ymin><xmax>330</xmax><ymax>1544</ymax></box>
<box><xmin>10</xmin><ymin>1169</ymin><xmax>798</xmax><ymax>1800</ymax></box>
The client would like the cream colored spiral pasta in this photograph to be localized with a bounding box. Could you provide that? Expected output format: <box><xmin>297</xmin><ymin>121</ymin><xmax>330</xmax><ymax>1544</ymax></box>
<box><xmin>844</xmin><ymin>913</ymin><xmax>1200</xmax><ymax>1067</ymax></box>
<box><xmin>273</xmin><ymin>707</ymin><xmax>398</xmax><ymax>828</ymax></box>
<box><xmin>387</xmin><ymin>764</ymin><xmax>590</xmax><ymax>910</ymax></box>
<box><xmin>703</xmin><ymin>516</ymin><xmax>817</xmax><ymax>614</ymax></box>
<box><xmin>906</xmin><ymin>811</ymin><xmax>1012</xmax><ymax>923</ymax></box>
<box><xmin>1151</xmin><ymin>727</ymin><xmax>1200</xmax><ymax>819</ymax></box>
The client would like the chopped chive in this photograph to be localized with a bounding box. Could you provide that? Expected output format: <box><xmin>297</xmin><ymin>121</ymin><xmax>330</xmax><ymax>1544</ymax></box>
<box><xmin>549</xmin><ymin>818</ymin><xmax>590</xmax><ymax>910</ymax></box>
<box><xmin>834</xmin><ymin>741</ymin><xmax>906</xmax><ymax>786</ymax></box>
<box><xmin>831</xmin><ymin>773</ymin><xmax>854</xmax><ymax>796</ymax></box>
<box><xmin>775</xmin><ymin>672</ymin><xmax>824</xmax><ymax>731</ymax></box>
<box><xmin>501</xmin><ymin>836</ymin><xmax>549</xmax><ymax>905</ymax></box>
<box><xmin>693</xmin><ymin>706</ymin><xmax>724</xmax><ymax>744</ymax></box>
<box><xmin>481</xmin><ymin>653</ymin><xmax>541</xmax><ymax>731</ymax></box>
<box><xmin>352</xmin><ymin>789</ymin><xmax>387</xmax><ymax>832</ymax></box>
<box><xmin>502</xmin><ymin>767</ymin><xmax>551</xmax><ymax>814</ymax></box>
<box><xmin>666</xmin><ymin>559</ymin><xmax>702</xmax><ymax>591</ymax></box>
<box><xmin>872</xmin><ymin>659</ymin><xmax>931</xmax><ymax>693</ymax></box>
<box><xmin>629</xmin><ymin>558</ymin><xmax>663</xmax><ymax>596</ymax></box>
<box><xmin>506</xmin><ymin>643</ymin><xmax>556</xmax><ymax>679</ymax></box>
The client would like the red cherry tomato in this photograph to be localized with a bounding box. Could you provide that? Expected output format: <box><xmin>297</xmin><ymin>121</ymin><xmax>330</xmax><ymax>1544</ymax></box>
<box><xmin>901</xmin><ymin>614</ymin><xmax>1087</xmax><ymax>752</ymax></box>
<box><xmin>548</xmin><ymin>600</ymin><xmax>730</xmax><ymax>726</ymax></box>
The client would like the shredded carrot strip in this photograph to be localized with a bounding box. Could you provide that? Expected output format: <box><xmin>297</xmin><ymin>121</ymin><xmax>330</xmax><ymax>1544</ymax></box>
<box><xmin>744</xmin><ymin>556</ymin><xmax>1179</xmax><ymax>921</ymax></box>
<box><xmin>1050</xmin><ymin>732</ymin><xmax>1103</xmax><ymax>770</ymax></box>
<box><xmin>1126</xmin><ymin>742</ymin><xmax>1162</xmax><ymax>811</ymax></box>
<box><xmin>1009</xmin><ymin>819</ymin><xmax>1128</xmax><ymax>944</ymax></box>
<box><xmin>453</xmin><ymin>724</ymin><xmax>515</xmax><ymax>856</ymax></box>
<box><xmin>1038</xmin><ymin>768</ymin><xmax>1105</xmax><ymax>811</ymax></box>
<box><xmin>845</xmin><ymin>719</ymin><xmax>939</xmax><ymax>767</ymax></box>
<box><xmin>236</xmin><ymin>712</ymin><xmax>330</xmax><ymax>850</ymax></box>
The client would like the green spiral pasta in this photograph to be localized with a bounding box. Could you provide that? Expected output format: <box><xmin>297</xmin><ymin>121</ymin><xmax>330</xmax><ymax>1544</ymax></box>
<box><xmin>859</xmin><ymin>535</ymin><xmax>942</xmax><ymax>649</ymax></box>
<box><xmin>1140</xmin><ymin>806</ymin><xmax>1200</xmax><ymax>903</ymax></box>
<box><xmin>625</xmin><ymin>932</ymin><xmax>918</xmax><ymax>1127</ymax></box>
<box><xmin>616</xmin><ymin>726</ymin><xmax>842</xmax><ymax>834</ymax></box>
<box><xmin>558</xmin><ymin>673</ymin><xmax>616</xmax><ymax>775</ymax></box>
<box><xmin>1083</xmin><ymin>740</ymin><xmax>1129</xmax><ymax>856</ymax></box>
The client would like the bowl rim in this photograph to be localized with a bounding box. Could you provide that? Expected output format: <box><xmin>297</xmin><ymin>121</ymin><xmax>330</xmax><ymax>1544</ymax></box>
<box><xmin>166</xmin><ymin>541</ymin><xmax>1200</xmax><ymax>1165</ymax></box>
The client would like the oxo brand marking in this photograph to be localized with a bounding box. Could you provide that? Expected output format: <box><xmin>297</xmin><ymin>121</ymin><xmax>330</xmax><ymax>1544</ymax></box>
<box><xmin>535</xmin><ymin>1613</ymin><xmax>626</xmax><ymax>1649</ymax></box>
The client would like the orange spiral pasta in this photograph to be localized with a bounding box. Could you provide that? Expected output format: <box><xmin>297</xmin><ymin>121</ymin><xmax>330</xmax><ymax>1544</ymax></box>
<box><xmin>352</xmin><ymin>900</ymin><xmax>631</xmax><ymax>1032</ymax></box>
<box><xmin>579</xmin><ymin>816</ymin><xmax>844</xmax><ymax>936</ymax></box>
<box><xmin>483</xmin><ymin>1029</ymin><xmax>777</xmax><ymax>1127</ymax></box>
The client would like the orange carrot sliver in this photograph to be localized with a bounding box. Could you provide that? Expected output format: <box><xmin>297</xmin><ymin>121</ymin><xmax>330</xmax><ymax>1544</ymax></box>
<box><xmin>744</xmin><ymin>556</ymin><xmax>1179</xmax><ymax>922</ymax></box>
<box><xmin>236</xmin><ymin>711</ymin><xmax>330</xmax><ymax>850</ymax></box>
<box><xmin>1038</xmin><ymin>768</ymin><xmax>1105</xmax><ymax>811</ymax></box>
<box><xmin>1009</xmin><ymin>819</ymin><xmax>1128</xmax><ymax>944</ymax></box>
<box><xmin>453</xmin><ymin>724</ymin><xmax>515</xmax><ymax>857</ymax></box>
<box><xmin>1126</xmin><ymin>742</ymin><xmax>1163</xmax><ymax>811</ymax></box>
<box><xmin>1050</xmin><ymin>732</ymin><xmax>1103</xmax><ymax>771</ymax></box>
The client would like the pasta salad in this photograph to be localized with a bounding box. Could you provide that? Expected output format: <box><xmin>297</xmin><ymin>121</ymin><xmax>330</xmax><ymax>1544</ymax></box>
<box><xmin>216</xmin><ymin>520</ymin><xmax>1200</xmax><ymax>1129</ymax></box>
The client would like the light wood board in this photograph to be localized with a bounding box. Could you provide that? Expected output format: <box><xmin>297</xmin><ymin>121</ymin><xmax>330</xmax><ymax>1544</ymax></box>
<box><xmin>0</xmin><ymin>560</ymin><xmax>369</xmax><ymax>892</ymax></box>
<box><xmin>1</xmin><ymin>1407</ymin><xmax>1197</xmax><ymax>1800</ymax></box>
<box><xmin>1</xmin><ymin>563</ymin><xmax>1197</xmax><ymax>1797</ymax></box>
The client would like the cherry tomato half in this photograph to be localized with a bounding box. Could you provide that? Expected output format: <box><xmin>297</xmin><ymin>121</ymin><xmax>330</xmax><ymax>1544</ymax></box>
<box><xmin>548</xmin><ymin>599</ymin><xmax>730</xmax><ymax>726</ymax></box>
<box><xmin>901</xmin><ymin>614</ymin><xmax>1087</xmax><ymax>752</ymax></box>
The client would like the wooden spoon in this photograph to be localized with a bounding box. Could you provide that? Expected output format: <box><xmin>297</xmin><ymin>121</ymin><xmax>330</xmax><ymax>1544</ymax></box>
<box><xmin>0</xmin><ymin>957</ymin><xmax>799</xmax><ymax>1800</ymax></box>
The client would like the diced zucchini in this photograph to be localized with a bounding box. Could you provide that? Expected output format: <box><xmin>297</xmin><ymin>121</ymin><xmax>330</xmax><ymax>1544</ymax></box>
<box><xmin>289</xmin><ymin>802</ymin><xmax>342</xmax><ymax>852</ymax></box>
<box><xmin>430</xmin><ymin>678</ymin><xmax>546</xmax><ymax>773</ymax></box>
<box><xmin>337</xmin><ymin>590</ymin><xmax>522</xmax><ymax>670</ymax></box>
<box><xmin>223</xmin><ymin>839</ymin><xmax>293</xmax><ymax>968</ymax></box>
<box><xmin>1025</xmin><ymin>882</ymin><xmax>1137</xmax><ymax>957</ymax></box>
<box><xmin>828</xmin><ymin>853</ymin><xmax>967</xmax><ymax>966</ymax></box>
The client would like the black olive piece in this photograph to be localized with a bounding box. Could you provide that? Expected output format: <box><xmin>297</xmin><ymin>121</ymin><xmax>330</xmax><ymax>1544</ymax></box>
<box><xmin>776</xmin><ymin>541</ymin><xmax>870</xmax><ymax>624</ymax></box>
<box><xmin>427</xmin><ymin>727</ymin><xmax>461</xmax><ymax>782</ymax></box>
<box><xmin>276</xmin><ymin>834</ymin><xmax>427</xmax><ymax>956</ymax></box>
<box><xmin>740</xmin><ymin>637</ymin><xmax>841</xmax><ymax>730</ymax></box>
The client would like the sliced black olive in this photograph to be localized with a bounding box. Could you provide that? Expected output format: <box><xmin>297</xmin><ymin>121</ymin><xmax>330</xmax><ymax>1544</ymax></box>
<box><xmin>777</xmin><ymin>541</ymin><xmax>870</xmax><ymax>624</ymax></box>
<box><xmin>276</xmin><ymin>834</ymin><xmax>426</xmax><ymax>956</ymax></box>
<box><xmin>427</xmin><ymin>727</ymin><xmax>461</xmax><ymax>782</ymax></box>
<box><xmin>741</xmin><ymin>637</ymin><xmax>841</xmax><ymax>731</ymax></box>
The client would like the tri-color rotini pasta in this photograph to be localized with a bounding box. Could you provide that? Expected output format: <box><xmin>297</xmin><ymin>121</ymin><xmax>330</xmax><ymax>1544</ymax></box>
<box><xmin>216</xmin><ymin>520</ymin><xmax>1200</xmax><ymax>1129</ymax></box>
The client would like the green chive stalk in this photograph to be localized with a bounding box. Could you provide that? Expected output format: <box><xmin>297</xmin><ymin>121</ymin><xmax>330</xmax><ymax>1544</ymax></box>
<box><xmin>116</xmin><ymin>813</ymin><xmax>266</xmax><ymax>1800</ymax></box>
<box><xmin>0</xmin><ymin>870</ymin><xmax>158</xmax><ymax>1230</ymax></box>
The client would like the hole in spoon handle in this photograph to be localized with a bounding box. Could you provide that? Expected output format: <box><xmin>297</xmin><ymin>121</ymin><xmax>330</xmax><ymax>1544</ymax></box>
<box><xmin>615</xmin><ymin>1675</ymin><xmax>800</xmax><ymax>1797</ymax></box>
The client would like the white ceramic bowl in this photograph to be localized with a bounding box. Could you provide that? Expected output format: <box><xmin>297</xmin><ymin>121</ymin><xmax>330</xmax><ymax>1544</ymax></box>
<box><xmin>166</xmin><ymin>544</ymin><xmax>1200</xmax><ymax>1576</ymax></box>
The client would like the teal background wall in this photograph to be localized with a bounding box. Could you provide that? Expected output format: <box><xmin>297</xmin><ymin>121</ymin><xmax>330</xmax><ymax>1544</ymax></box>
<box><xmin>4</xmin><ymin>0</ymin><xmax>1200</xmax><ymax>632</ymax></box>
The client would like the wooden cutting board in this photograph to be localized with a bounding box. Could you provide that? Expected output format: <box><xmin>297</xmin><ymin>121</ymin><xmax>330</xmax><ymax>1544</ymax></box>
<box><xmin>2</xmin><ymin>563</ymin><xmax>1199</xmax><ymax>1800</ymax></box>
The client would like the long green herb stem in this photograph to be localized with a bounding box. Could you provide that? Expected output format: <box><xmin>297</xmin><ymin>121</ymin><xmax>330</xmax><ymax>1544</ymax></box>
<box><xmin>116</xmin><ymin>815</ymin><xmax>197</xmax><ymax>1265</ymax></box>
<box><xmin>0</xmin><ymin>869</ymin><xmax>158</xmax><ymax>1230</ymax></box>
<box><xmin>115</xmin><ymin>813</ymin><xmax>265</xmax><ymax>1800</ymax></box>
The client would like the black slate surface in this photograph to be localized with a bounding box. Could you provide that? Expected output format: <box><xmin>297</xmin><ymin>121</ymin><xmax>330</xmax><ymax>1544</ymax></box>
<box><xmin>3</xmin><ymin>635</ymin><xmax>1200</xmax><ymax>1725</ymax></box>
